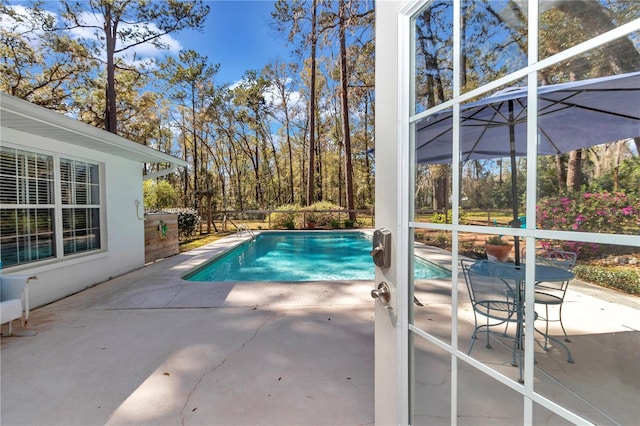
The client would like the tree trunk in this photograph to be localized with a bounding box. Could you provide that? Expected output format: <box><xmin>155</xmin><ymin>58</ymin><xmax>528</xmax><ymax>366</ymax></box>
<box><xmin>279</xmin><ymin>73</ymin><xmax>295</xmax><ymax>204</ymax></box>
<box><xmin>432</xmin><ymin>165</ymin><xmax>449</xmax><ymax>210</ymax></box>
<box><xmin>555</xmin><ymin>154</ymin><xmax>567</xmax><ymax>192</ymax></box>
<box><xmin>613</xmin><ymin>140</ymin><xmax>623</xmax><ymax>192</ymax></box>
<box><xmin>566</xmin><ymin>149</ymin><xmax>583</xmax><ymax>191</ymax></box>
<box><xmin>306</xmin><ymin>0</ymin><xmax>318</xmax><ymax>206</ymax></box>
<box><xmin>182</xmin><ymin>118</ymin><xmax>189</xmax><ymax>205</ymax></box>
<box><xmin>254</xmin><ymin>144</ymin><xmax>262</xmax><ymax>206</ymax></box>
<box><xmin>339</xmin><ymin>0</ymin><xmax>356</xmax><ymax>221</ymax></box>
<box><xmin>364</xmin><ymin>93</ymin><xmax>373</xmax><ymax>204</ymax></box>
<box><xmin>191</xmin><ymin>84</ymin><xmax>198</xmax><ymax>210</ymax></box>
<box><xmin>232</xmin><ymin>143</ymin><xmax>244</xmax><ymax>211</ymax></box>
<box><xmin>103</xmin><ymin>6</ymin><xmax>118</xmax><ymax>134</ymax></box>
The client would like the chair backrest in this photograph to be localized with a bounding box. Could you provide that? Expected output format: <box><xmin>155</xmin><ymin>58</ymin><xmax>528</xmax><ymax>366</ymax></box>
<box><xmin>521</xmin><ymin>248</ymin><xmax>577</xmax><ymax>270</ymax></box>
<box><xmin>0</xmin><ymin>276</ymin><xmax>27</xmax><ymax>302</ymax></box>
<box><xmin>536</xmin><ymin>248</ymin><xmax>577</xmax><ymax>271</ymax></box>
<box><xmin>460</xmin><ymin>260</ymin><xmax>518</xmax><ymax>321</ymax></box>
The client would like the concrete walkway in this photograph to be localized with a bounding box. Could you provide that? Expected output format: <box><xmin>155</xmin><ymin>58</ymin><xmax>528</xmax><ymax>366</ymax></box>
<box><xmin>1</xmin><ymin>237</ymin><xmax>375</xmax><ymax>426</ymax></box>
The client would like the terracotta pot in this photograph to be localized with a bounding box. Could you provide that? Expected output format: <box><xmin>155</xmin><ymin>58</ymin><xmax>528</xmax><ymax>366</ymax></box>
<box><xmin>485</xmin><ymin>243</ymin><xmax>513</xmax><ymax>262</ymax></box>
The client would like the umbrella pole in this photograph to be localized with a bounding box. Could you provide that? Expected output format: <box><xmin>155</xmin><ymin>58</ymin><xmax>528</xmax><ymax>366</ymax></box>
<box><xmin>508</xmin><ymin>100</ymin><xmax>521</xmax><ymax>265</ymax></box>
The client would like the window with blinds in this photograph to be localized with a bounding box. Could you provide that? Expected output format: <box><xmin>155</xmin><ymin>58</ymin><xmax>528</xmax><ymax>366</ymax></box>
<box><xmin>0</xmin><ymin>146</ymin><xmax>102</xmax><ymax>267</ymax></box>
<box><xmin>60</xmin><ymin>159</ymin><xmax>101</xmax><ymax>255</ymax></box>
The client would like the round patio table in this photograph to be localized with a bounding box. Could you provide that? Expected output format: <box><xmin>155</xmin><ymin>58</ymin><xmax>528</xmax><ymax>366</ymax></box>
<box><xmin>469</xmin><ymin>260</ymin><xmax>575</xmax><ymax>382</ymax></box>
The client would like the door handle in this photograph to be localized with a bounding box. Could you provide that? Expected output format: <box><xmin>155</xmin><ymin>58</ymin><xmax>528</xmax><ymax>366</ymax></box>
<box><xmin>371</xmin><ymin>281</ymin><xmax>392</xmax><ymax>309</ymax></box>
<box><xmin>371</xmin><ymin>228</ymin><xmax>391</xmax><ymax>268</ymax></box>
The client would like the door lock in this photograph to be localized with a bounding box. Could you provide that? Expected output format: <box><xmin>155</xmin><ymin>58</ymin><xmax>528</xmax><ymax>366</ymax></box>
<box><xmin>370</xmin><ymin>228</ymin><xmax>391</xmax><ymax>269</ymax></box>
<box><xmin>371</xmin><ymin>281</ymin><xmax>392</xmax><ymax>309</ymax></box>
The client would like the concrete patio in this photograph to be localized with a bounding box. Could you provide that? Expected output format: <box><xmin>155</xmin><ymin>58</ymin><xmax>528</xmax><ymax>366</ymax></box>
<box><xmin>0</xmin><ymin>237</ymin><xmax>375</xmax><ymax>426</ymax></box>
<box><xmin>2</xmin><ymin>236</ymin><xmax>638</xmax><ymax>425</ymax></box>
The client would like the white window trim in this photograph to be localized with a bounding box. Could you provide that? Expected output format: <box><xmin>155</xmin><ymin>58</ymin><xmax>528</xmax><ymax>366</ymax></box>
<box><xmin>1</xmin><ymin>143</ymin><xmax>106</xmax><ymax>270</ymax></box>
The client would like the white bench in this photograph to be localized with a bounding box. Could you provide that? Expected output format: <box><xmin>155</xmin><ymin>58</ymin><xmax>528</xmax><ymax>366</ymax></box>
<box><xmin>1</xmin><ymin>274</ymin><xmax>37</xmax><ymax>336</ymax></box>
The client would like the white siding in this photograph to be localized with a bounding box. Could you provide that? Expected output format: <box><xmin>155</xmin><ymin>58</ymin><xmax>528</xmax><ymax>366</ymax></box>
<box><xmin>1</xmin><ymin>126</ymin><xmax>145</xmax><ymax>307</ymax></box>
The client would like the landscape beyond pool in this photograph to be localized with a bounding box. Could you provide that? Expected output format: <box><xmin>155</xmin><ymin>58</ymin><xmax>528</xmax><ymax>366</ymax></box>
<box><xmin>185</xmin><ymin>231</ymin><xmax>450</xmax><ymax>282</ymax></box>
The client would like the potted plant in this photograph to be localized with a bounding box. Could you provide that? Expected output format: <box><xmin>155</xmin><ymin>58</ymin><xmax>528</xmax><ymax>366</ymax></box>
<box><xmin>306</xmin><ymin>213</ymin><xmax>317</xmax><ymax>229</ymax></box>
<box><xmin>484</xmin><ymin>235</ymin><xmax>513</xmax><ymax>262</ymax></box>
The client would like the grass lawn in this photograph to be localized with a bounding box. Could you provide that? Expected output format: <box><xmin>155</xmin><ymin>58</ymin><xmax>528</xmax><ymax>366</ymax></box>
<box><xmin>179</xmin><ymin>231</ymin><xmax>234</xmax><ymax>252</ymax></box>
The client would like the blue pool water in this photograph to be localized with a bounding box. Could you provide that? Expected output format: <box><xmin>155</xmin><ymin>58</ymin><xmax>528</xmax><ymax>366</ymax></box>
<box><xmin>185</xmin><ymin>231</ymin><xmax>450</xmax><ymax>282</ymax></box>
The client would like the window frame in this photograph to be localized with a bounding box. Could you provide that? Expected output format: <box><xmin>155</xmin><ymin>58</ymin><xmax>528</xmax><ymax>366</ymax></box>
<box><xmin>0</xmin><ymin>144</ymin><xmax>104</xmax><ymax>268</ymax></box>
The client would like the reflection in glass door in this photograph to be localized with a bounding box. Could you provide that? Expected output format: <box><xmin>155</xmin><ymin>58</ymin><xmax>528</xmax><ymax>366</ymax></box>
<box><xmin>403</xmin><ymin>0</ymin><xmax>640</xmax><ymax>424</ymax></box>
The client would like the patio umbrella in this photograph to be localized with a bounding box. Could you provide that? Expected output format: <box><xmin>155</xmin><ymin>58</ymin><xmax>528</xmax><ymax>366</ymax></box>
<box><xmin>416</xmin><ymin>71</ymin><xmax>640</xmax><ymax>264</ymax></box>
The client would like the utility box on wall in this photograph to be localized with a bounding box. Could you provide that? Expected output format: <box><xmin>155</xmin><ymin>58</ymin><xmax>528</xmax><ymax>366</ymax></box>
<box><xmin>144</xmin><ymin>213</ymin><xmax>179</xmax><ymax>264</ymax></box>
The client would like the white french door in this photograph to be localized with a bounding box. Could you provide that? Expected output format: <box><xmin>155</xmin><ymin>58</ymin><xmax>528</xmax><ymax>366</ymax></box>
<box><xmin>374</xmin><ymin>1</ymin><xmax>640</xmax><ymax>425</ymax></box>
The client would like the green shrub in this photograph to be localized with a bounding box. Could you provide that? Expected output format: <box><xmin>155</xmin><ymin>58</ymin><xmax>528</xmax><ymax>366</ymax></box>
<box><xmin>429</xmin><ymin>209</ymin><xmax>468</xmax><ymax>224</ymax></box>
<box><xmin>270</xmin><ymin>202</ymin><xmax>349</xmax><ymax>229</ymax></box>
<box><xmin>166</xmin><ymin>208</ymin><xmax>200</xmax><ymax>241</ymax></box>
<box><xmin>143</xmin><ymin>180</ymin><xmax>178</xmax><ymax>211</ymax></box>
<box><xmin>306</xmin><ymin>201</ymin><xmax>346</xmax><ymax>227</ymax></box>
<box><xmin>343</xmin><ymin>219</ymin><xmax>355</xmax><ymax>228</ymax></box>
<box><xmin>270</xmin><ymin>204</ymin><xmax>299</xmax><ymax>229</ymax></box>
<box><xmin>573</xmin><ymin>265</ymin><xmax>640</xmax><ymax>295</ymax></box>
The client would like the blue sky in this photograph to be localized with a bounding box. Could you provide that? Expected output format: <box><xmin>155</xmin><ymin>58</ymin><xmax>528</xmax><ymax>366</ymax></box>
<box><xmin>6</xmin><ymin>0</ymin><xmax>292</xmax><ymax>86</ymax></box>
<box><xmin>176</xmin><ymin>1</ymin><xmax>293</xmax><ymax>85</ymax></box>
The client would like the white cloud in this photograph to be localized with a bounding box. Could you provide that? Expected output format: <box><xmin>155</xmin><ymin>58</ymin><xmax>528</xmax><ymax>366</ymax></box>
<box><xmin>67</xmin><ymin>11</ymin><xmax>182</xmax><ymax>63</ymax></box>
<box><xmin>2</xmin><ymin>5</ymin><xmax>182</xmax><ymax>65</ymax></box>
<box><xmin>227</xmin><ymin>76</ymin><xmax>306</xmax><ymax>125</ymax></box>
<box><xmin>0</xmin><ymin>5</ymin><xmax>55</xmax><ymax>45</ymax></box>
<box><xmin>265</xmin><ymin>79</ymin><xmax>302</xmax><ymax>106</ymax></box>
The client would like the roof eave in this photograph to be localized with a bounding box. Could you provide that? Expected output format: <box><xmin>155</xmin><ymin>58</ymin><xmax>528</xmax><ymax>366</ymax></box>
<box><xmin>0</xmin><ymin>92</ymin><xmax>187</xmax><ymax>167</ymax></box>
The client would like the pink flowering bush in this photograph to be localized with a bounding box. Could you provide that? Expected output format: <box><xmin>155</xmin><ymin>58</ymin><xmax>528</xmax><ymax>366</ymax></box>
<box><xmin>537</xmin><ymin>192</ymin><xmax>640</xmax><ymax>257</ymax></box>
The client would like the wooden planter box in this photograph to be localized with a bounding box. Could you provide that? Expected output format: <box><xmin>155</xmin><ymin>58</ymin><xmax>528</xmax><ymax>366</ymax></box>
<box><xmin>144</xmin><ymin>213</ymin><xmax>179</xmax><ymax>264</ymax></box>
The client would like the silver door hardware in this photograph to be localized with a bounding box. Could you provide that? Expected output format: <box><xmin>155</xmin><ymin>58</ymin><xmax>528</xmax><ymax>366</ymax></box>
<box><xmin>370</xmin><ymin>228</ymin><xmax>392</xmax><ymax>269</ymax></box>
<box><xmin>371</xmin><ymin>281</ymin><xmax>392</xmax><ymax>309</ymax></box>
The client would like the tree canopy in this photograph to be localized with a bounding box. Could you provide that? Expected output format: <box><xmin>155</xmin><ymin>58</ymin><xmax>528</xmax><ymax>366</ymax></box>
<box><xmin>1</xmin><ymin>0</ymin><xmax>637</xmax><ymax>223</ymax></box>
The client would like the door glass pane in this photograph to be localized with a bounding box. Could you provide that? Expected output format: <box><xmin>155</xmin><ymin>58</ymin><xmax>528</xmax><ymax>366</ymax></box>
<box><xmin>532</xmin><ymin>403</ymin><xmax>573</xmax><ymax>425</ymax></box>
<box><xmin>415</xmin><ymin>116</ymin><xmax>453</xmax><ymax>221</ymax></box>
<box><xmin>461</xmin><ymin>156</ymin><xmax>527</xmax><ymax>234</ymax></box>
<box><xmin>458</xmin><ymin>236</ymin><xmax>530</xmax><ymax>384</ymax></box>
<box><xmin>531</xmin><ymin>35</ymin><xmax>639</xmax><ymax>422</ymax></box>
<box><xmin>414</xmin><ymin>163</ymin><xmax>453</xmax><ymax>220</ymax></box>
<box><xmin>414</xmin><ymin>1</ymin><xmax>454</xmax><ymax>114</ymax></box>
<box><xmin>411</xmin><ymin>334</ymin><xmax>451</xmax><ymax>424</ymax></box>
<box><xmin>461</xmin><ymin>0</ymin><xmax>528</xmax><ymax>93</ymax></box>
<box><xmin>539</xmin><ymin>1</ymin><xmax>640</xmax><ymax>63</ymax></box>
<box><xmin>459</xmin><ymin>80</ymin><xmax>530</xmax><ymax>239</ymax></box>
<box><xmin>532</xmin><ymin>241</ymin><xmax>640</xmax><ymax>424</ymax></box>
<box><xmin>417</xmin><ymin>79</ymin><xmax>530</xmax><ymax>234</ymax></box>
<box><xmin>536</xmin><ymin>59</ymin><xmax>639</xmax><ymax>237</ymax></box>
<box><xmin>412</xmin><ymin>231</ymin><xmax>453</xmax><ymax>345</ymax></box>
<box><xmin>458</xmin><ymin>360</ymin><xmax>524</xmax><ymax>423</ymax></box>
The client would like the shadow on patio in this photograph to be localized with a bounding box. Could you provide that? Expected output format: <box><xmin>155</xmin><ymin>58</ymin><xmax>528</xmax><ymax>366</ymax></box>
<box><xmin>0</xmin><ymin>238</ymin><xmax>375</xmax><ymax>426</ymax></box>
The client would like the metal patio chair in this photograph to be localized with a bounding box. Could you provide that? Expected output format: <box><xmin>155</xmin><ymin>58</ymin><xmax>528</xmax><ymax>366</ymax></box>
<box><xmin>461</xmin><ymin>259</ymin><xmax>521</xmax><ymax>367</ymax></box>
<box><xmin>531</xmin><ymin>248</ymin><xmax>577</xmax><ymax>350</ymax></box>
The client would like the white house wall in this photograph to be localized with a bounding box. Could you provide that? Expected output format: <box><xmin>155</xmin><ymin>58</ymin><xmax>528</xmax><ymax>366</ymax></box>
<box><xmin>1</xmin><ymin>126</ymin><xmax>146</xmax><ymax>308</ymax></box>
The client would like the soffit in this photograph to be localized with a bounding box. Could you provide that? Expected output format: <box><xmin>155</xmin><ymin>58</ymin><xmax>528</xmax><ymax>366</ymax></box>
<box><xmin>1</xmin><ymin>93</ymin><xmax>186</xmax><ymax>166</ymax></box>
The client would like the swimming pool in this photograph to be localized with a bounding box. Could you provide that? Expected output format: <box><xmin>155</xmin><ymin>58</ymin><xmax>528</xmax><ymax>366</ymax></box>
<box><xmin>185</xmin><ymin>231</ymin><xmax>450</xmax><ymax>282</ymax></box>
